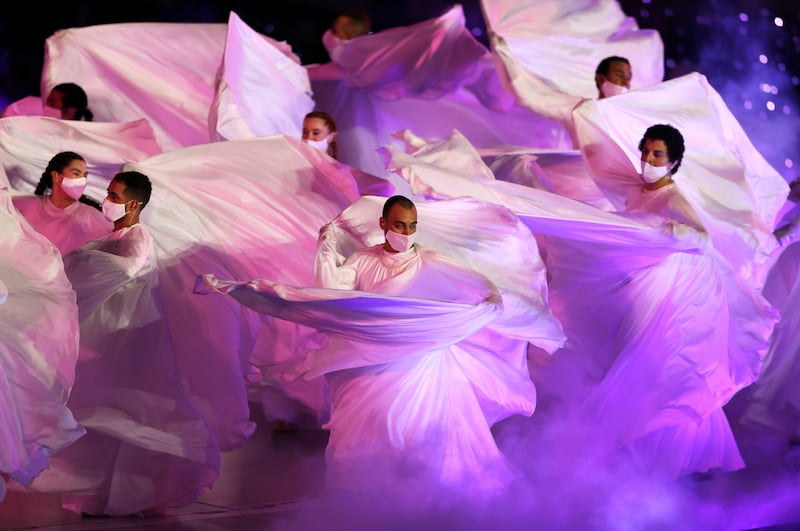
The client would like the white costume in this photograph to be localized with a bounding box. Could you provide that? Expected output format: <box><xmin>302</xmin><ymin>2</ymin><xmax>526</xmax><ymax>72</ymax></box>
<box><xmin>200</xmin><ymin>196</ymin><xmax>564</xmax><ymax>497</ymax></box>
<box><xmin>32</xmin><ymin>224</ymin><xmax>219</xmax><ymax>516</ymax></box>
<box><xmin>0</xmin><ymin>178</ymin><xmax>83</xmax><ymax>500</ymax></box>
<box><xmin>13</xmin><ymin>195</ymin><xmax>111</xmax><ymax>255</ymax></box>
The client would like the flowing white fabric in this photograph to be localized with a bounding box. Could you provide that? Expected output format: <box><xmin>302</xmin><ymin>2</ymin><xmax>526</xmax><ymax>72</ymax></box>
<box><xmin>12</xmin><ymin>195</ymin><xmax>111</xmax><ymax>255</ymax></box>
<box><xmin>122</xmin><ymin>136</ymin><xmax>361</xmax><ymax>444</ymax></box>
<box><xmin>0</xmin><ymin>115</ymin><xmax>162</xmax><ymax>201</ymax></box>
<box><xmin>0</xmin><ymin>179</ymin><xmax>83</xmax><ymax>499</ymax></box>
<box><xmin>309</xmin><ymin>4</ymin><xmax>570</xmax><ymax>192</ymax></box>
<box><xmin>198</xmin><ymin>195</ymin><xmax>565</xmax><ymax>495</ymax></box>
<box><xmin>482</xmin><ymin>0</ymin><xmax>663</xmax><ymax>129</ymax></box>
<box><xmin>571</xmin><ymin>72</ymin><xmax>788</xmax><ymax>287</ymax></box>
<box><xmin>41</xmin><ymin>22</ymin><xmax>227</xmax><ymax>151</ymax></box>
<box><xmin>31</xmin><ymin>224</ymin><xmax>219</xmax><ymax>515</ymax></box>
<box><xmin>379</xmin><ymin>129</ymin><xmax>778</xmax><ymax>477</ymax></box>
<box><xmin>209</xmin><ymin>12</ymin><xmax>314</xmax><ymax>142</ymax></box>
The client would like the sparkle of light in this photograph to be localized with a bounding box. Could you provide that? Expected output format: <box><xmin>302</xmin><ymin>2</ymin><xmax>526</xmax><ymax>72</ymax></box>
<box><xmin>766</xmin><ymin>101</ymin><xmax>776</xmax><ymax>111</ymax></box>
<box><xmin>739</xmin><ymin>13</ymin><xmax>749</xmax><ymax>22</ymax></box>
<box><xmin>774</xmin><ymin>17</ymin><xmax>784</xmax><ymax>27</ymax></box>
<box><xmin>786</xmin><ymin>159</ymin><xmax>794</xmax><ymax>169</ymax></box>
<box><xmin>759</xmin><ymin>54</ymin><xmax>768</xmax><ymax>64</ymax></box>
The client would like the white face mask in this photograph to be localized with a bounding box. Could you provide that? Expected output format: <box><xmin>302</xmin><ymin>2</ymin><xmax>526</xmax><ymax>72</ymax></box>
<box><xmin>640</xmin><ymin>161</ymin><xmax>673</xmax><ymax>184</ymax></box>
<box><xmin>102</xmin><ymin>198</ymin><xmax>129</xmax><ymax>222</ymax></box>
<box><xmin>60</xmin><ymin>176</ymin><xmax>87</xmax><ymax>200</ymax></box>
<box><xmin>601</xmin><ymin>80</ymin><xmax>628</xmax><ymax>98</ymax></box>
<box><xmin>322</xmin><ymin>29</ymin><xmax>342</xmax><ymax>54</ymax></box>
<box><xmin>42</xmin><ymin>105</ymin><xmax>62</xmax><ymax>119</ymax></box>
<box><xmin>385</xmin><ymin>230</ymin><xmax>417</xmax><ymax>253</ymax></box>
<box><xmin>304</xmin><ymin>138</ymin><xmax>330</xmax><ymax>153</ymax></box>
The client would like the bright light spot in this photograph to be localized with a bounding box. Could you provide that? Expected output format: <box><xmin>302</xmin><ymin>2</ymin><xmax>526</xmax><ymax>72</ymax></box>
<box><xmin>775</xmin><ymin>17</ymin><xmax>784</xmax><ymax>27</ymax></box>
<box><xmin>744</xmin><ymin>100</ymin><xmax>753</xmax><ymax>110</ymax></box>
<box><xmin>772</xmin><ymin>86</ymin><xmax>779</xmax><ymax>95</ymax></box>
<box><xmin>760</xmin><ymin>83</ymin><xmax>772</xmax><ymax>93</ymax></box>
<box><xmin>759</xmin><ymin>54</ymin><xmax>768</xmax><ymax>64</ymax></box>
<box><xmin>739</xmin><ymin>13</ymin><xmax>749</xmax><ymax>22</ymax></box>
<box><xmin>786</xmin><ymin>159</ymin><xmax>794</xmax><ymax>169</ymax></box>
<box><xmin>766</xmin><ymin>101</ymin><xmax>776</xmax><ymax>111</ymax></box>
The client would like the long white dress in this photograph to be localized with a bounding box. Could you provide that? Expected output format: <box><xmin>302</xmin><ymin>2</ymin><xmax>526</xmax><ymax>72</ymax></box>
<box><xmin>12</xmin><ymin>195</ymin><xmax>111</xmax><ymax>255</ymax></box>
<box><xmin>31</xmin><ymin>224</ymin><xmax>219</xmax><ymax>516</ymax></box>
<box><xmin>199</xmin><ymin>195</ymin><xmax>565</xmax><ymax>498</ymax></box>
<box><xmin>0</xmin><ymin>178</ymin><xmax>83</xmax><ymax>501</ymax></box>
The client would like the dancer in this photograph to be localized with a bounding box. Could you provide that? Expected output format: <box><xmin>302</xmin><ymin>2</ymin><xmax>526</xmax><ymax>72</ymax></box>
<box><xmin>45</xmin><ymin>83</ymin><xmax>93</xmax><ymax>121</ymax></box>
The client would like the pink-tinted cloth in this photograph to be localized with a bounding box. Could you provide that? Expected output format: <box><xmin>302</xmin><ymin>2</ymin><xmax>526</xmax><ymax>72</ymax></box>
<box><xmin>31</xmin><ymin>224</ymin><xmax>219</xmax><ymax>515</ymax></box>
<box><xmin>41</xmin><ymin>22</ymin><xmax>227</xmax><ymax>151</ymax></box>
<box><xmin>571</xmin><ymin>72</ymin><xmax>788</xmax><ymax>288</ymax></box>
<box><xmin>380</xmin><ymin>129</ymin><xmax>777</xmax><ymax>477</ymax></box>
<box><xmin>199</xmin><ymin>195</ymin><xmax>565</xmax><ymax>495</ymax></box>
<box><xmin>0</xmin><ymin>179</ymin><xmax>83</xmax><ymax>499</ymax></box>
<box><xmin>483</xmin><ymin>0</ymin><xmax>663</xmax><ymax>129</ymax></box>
<box><xmin>210</xmin><ymin>12</ymin><xmax>313</xmax><ymax>141</ymax></box>
<box><xmin>0</xmin><ymin>115</ymin><xmax>162</xmax><ymax>201</ymax></box>
<box><xmin>122</xmin><ymin>136</ymin><xmax>361</xmax><ymax>444</ymax></box>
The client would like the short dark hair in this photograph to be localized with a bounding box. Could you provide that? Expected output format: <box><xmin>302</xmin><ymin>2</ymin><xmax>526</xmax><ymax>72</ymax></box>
<box><xmin>340</xmin><ymin>10</ymin><xmax>371</xmax><ymax>36</ymax></box>
<box><xmin>638</xmin><ymin>124</ymin><xmax>686</xmax><ymax>175</ymax></box>
<box><xmin>382</xmin><ymin>195</ymin><xmax>415</xmax><ymax>218</ymax></box>
<box><xmin>113</xmin><ymin>171</ymin><xmax>152</xmax><ymax>210</ymax></box>
<box><xmin>595</xmin><ymin>56</ymin><xmax>630</xmax><ymax>77</ymax></box>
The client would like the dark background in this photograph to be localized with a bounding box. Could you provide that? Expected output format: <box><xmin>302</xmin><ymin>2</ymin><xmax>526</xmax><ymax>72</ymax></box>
<box><xmin>0</xmin><ymin>1</ymin><xmax>797</xmax><ymax>180</ymax></box>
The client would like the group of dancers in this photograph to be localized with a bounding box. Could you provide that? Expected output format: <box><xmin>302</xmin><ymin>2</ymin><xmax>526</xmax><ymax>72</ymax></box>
<box><xmin>0</xmin><ymin>0</ymin><xmax>798</xmax><ymax>519</ymax></box>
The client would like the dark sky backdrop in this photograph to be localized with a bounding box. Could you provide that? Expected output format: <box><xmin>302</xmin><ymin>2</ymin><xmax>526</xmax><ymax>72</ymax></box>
<box><xmin>0</xmin><ymin>0</ymin><xmax>797</xmax><ymax>180</ymax></box>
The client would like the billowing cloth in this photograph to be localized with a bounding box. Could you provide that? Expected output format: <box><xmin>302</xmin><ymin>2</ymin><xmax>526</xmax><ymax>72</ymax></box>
<box><xmin>209</xmin><ymin>12</ymin><xmax>314</xmax><ymax>142</ymax></box>
<box><xmin>323</xmin><ymin>5</ymin><xmax>487</xmax><ymax>100</ymax></box>
<box><xmin>483</xmin><ymin>0</ymin><xmax>663</xmax><ymax>127</ymax></box>
<box><xmin>0</xmin><ymin>115</ymin><xmax>162</xmax><ymax>200</ymax></box>
<box><xmin>41</xmin><ymin>22</ymin><xmax>226</xmax><ymax>151</ymax></box>
<box><xmin>0</xmin><ymin>178</ymin><xmax>83</xmax><ymax>500</ymax></box>
<box><xmin>122</xmin><ymin>135</ymin><xmax>361</xmax><ymax>445</ymax></box>
<box><xmin>199</xmin><ymin>195</ymin><xmax>565</xmax><ymax>495</ymax></box>
<box><xmin>380</xmin><ymin>129</ymin><xmax>777</xmax><ymax>477</ymax></box>
<box><xmin>571</xmin><ymin>72</ymin><xmax>788</xmax><ymax>287</ymax></box>
<box><xmin>739</xmin><ymin>230</ymin><xmax>800</xmax><ymax>438</ymax></box>
<box><xmin>309</xmin><ymin>4</ymin><xmax>570</xmax><ymax>192</ymax></box>
<box><xmin>31</xmin><ymin>224</ymin><xmax>219</xmax><ymax>515</ymax></box>
<box><xmin>13</xmin><ymin>195</ymin><xmax>111</xmax><ymax>255</ymax></box>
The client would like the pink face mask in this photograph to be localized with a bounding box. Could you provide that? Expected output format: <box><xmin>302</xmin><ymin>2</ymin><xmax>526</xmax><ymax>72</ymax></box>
<box><xmin>385</xmin><ymin>230</ymin><xmax>417</xmax><ymax>253</ymax></box>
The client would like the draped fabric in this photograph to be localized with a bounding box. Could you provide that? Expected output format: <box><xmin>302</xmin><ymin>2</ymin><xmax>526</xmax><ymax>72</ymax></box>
<box><xmin>12</xmin><ymin>195</ymin><xmax>111</xmax><ymax>256</ymax></box>
<box><xmin>0</xmin><ymin>115</ymin><xmax>162</xmax><ymax>201</ymax></box>
<box><xmin>379</xmin><ymin>129</ymin><xmax>777</xmax><ymax>477</ymax></box>
<box><xmin>122</xmin><ymin>135</ymin><xmax>361</xmax><ymax>445</ymax></box>
<box><xmin>31</xmin><ymin>225</ymin><xmax>219</xmax><ymax>516</ymax></box>
<box><xmin>41</xmin><ymin>22</ymin><xmax>227</xmax><ymax>151</ymax></box>
<box><xmin>209</xmin><ymin>12</ymin><xmax>314</xmax><ymax>142</ymax></box>
<box><xmin>482</xmin><ymin>0</ymin><xmax>663</xmax><ymax>125</ymax></box>
<box><xmin>308</xmin><ymin>4</ymin><xmax>570</xmax><ymax>192</ymax></box>
<box><xmin>198</xmin><ymin>195</ymin><xmax>565</xmax><ymax>495</ymax></box>
<box><xmin>0</xmin><ymin>178</ymin><xmax>83</xmax><ymax>499</ymax></box>
<box><xmin>571</xmin><ymin>72</ymin><xmax>788</xmax><ymax>287</ymax></box>
<box><xmin>739</xmin><ymin>237</ymin><xmax>800</xmax><ymax>439</ymax></box>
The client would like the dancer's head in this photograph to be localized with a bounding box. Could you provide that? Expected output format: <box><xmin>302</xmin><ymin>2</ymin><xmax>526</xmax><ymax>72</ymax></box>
<box><xmin>302</xmin><ymin>111</ymin><xmax>338</xmax><ymax>159</ymax></box>
<box><xmin>103</xmin><ymin>170</ymin><xmax>151</xmax><ymax>229</ymax></box>
<box><xmin>332</xmin><ymin>11</ymin><xmax>371</xmax><ymax>40</ymax></box>
<box><xmin>595</xmin><ymin>56</ymin><xmax>631</xmax><ymax>99</ymax></box>
<box><xmin>380</xmin><ymin>195</ymin><xmax>417</xmax><ymax>253</ymax></box>
<box><xmin>46</xmin><ymin>83</ymin><xmax>93</xmax><ymax>121</ymax></box>
<box><xmin>35</xmin><ymin>151</ymin><xmax>87</xmax><ymax>201</ymax></box>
